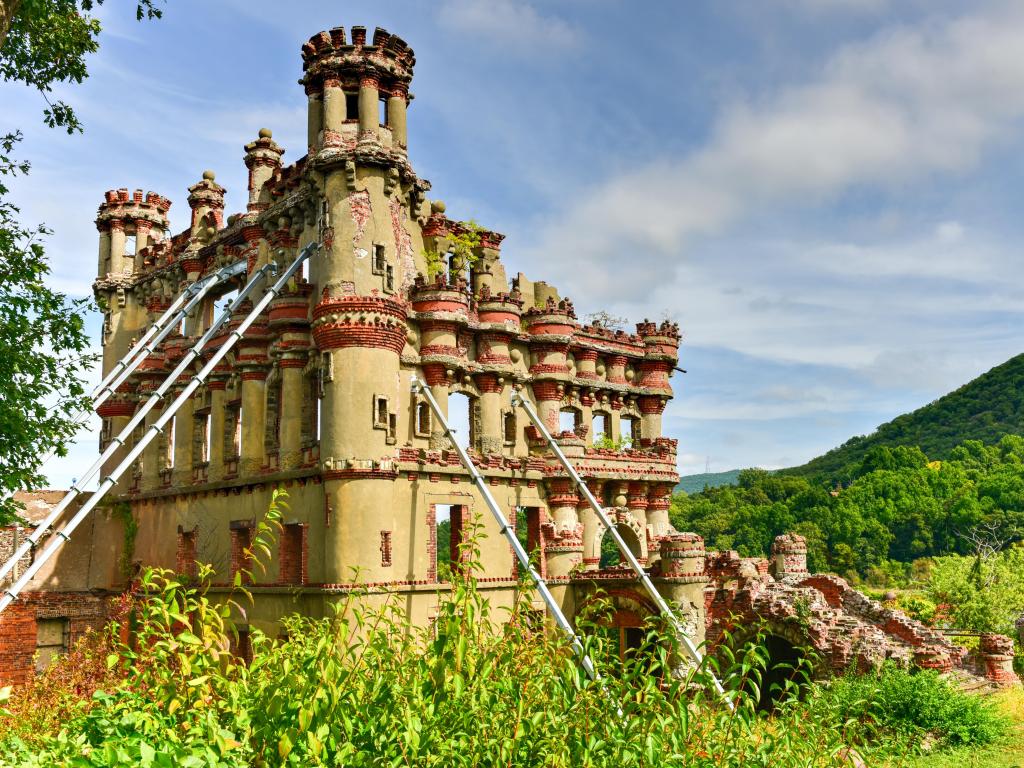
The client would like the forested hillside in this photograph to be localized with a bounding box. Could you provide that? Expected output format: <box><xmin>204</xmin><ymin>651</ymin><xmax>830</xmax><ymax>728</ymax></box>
<box><xmin>676</xmin><ymin>469</ymin><xmax>742</xmax><ymax>494</ymax></box>
<box><xmin>671</xmin><ymin>436</ymin><xmax>1024</xmax><ymax>581</ymax></box>
<box><xmin>788</xmin><ymin>354</ymin><xmax>1024</xmax><ymax>481</ymax></box>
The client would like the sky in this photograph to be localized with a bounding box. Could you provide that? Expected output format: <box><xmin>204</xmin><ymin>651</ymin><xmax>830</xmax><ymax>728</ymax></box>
<box><xmin>6</xmin><ymin>0</ymin><xmax>1024</xmax><ymax>487</ymax></box>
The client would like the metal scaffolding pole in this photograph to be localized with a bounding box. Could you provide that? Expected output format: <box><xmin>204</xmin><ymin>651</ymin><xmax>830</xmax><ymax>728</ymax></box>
<box><xmin>410</xmin><ymin>377</ymin><xmax>601</xmax><ymax>684</ymax></box>
<box><xmin>0</xmin><ymin>260</ymin><xmax>272</xmax><ymax>589</ymax></box>
<box><xmin>511</xmin><ymin>390</ymin><xmax>728</xmax><ymax>702</ymax></box>
<box><xmin>0</xmin><ymin>262</ymin><xmax>247</xmax><ymax>510</ymax></box>
<box><xmin>0</xmin><ymin>246</ymin><xmax>315</xmax><ymax>605</ymax></box>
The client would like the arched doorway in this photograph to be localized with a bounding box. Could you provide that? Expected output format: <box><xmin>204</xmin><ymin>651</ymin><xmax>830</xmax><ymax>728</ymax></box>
<box><xmin>744</xmin><ymin>633</ymin><xmax>807</xmax><ymax>711</ymax></box>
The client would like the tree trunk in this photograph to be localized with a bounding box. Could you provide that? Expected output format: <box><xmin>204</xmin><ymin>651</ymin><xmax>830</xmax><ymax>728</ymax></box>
<box><xmin>0</xmin><ymin>0</ymin><xmax>24</xmax><ymax>51</ymax></box>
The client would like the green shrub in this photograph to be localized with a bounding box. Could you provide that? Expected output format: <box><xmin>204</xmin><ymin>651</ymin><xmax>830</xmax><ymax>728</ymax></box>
<box><xmin>817</xmin><ymin>664</ymin><xmax>1008</xmax><ymax>750</ymax></box>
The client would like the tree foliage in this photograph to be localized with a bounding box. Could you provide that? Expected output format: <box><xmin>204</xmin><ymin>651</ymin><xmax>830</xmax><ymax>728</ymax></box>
<box><xmin>788</xmin><ymin>354</ymin><xmax>1024</xmax><ymax>482</ymax></box>
<box><xmin>0</xmin><ymin>0</ymin><xmax>164</xmax><ymax>522</ymax></box>
<box><xmin>672</xmin><ymin>435</ymin><xmax>1024</xmax><ymax>579</ymax></box>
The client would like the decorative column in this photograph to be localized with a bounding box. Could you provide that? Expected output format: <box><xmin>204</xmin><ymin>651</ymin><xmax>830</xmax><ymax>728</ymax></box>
<box><xmin>475</xmin><ymin>373</ymin><xmax>503</xmax><ymax>454</ymax></box>
<box><xmin>387</xmin><ymin>84</ymin><xmax>408</xmax><ymax>149</ymax></box>
<box><xmin>238</xmin><ymin>314</ymin><xmax>272</xmax><ymax>475</ymax></box>
<box><xmin>244</xmin><ymin>129</ymin><xmax>284</xmax><ymax>214</ymax></box>
<box><xmin>580</xmin><ymin>479</ymin><xmax>604</xmax><ymax>571</ymax></box>
<box><xmin>544</xmin><ymin>478</ymin><xmax>583</xmax><ymax>579</ymax></box>
<box><xmin>108</xmin><ymin>219</ymin><xmax>126</xmax><ymax>274</ymax></box>
<box><xmin>171</xmin><ymin>382</ymin><xmax>195</xmax><ymax>486</ymax></box>
<box><xmin>357</xmin><ymin>74</ymin><xmax>379</xmax><ymax>139</ymax></box>
<box><xmin>639</xmin><ymin>396</ymin><xmax>667</xmax><ymax>442</ymax></box>
<box><xmin>306</xmin><ymin>79</ymin><xmax>324</xmax><ymax>151</ymax></box>
<box><xmin>646</xmin><ymin>483</ymin><xmax>674</xmax><ymax>542</ymax></box>
<box><xmin>606</xmin><ymin>354</ymin><xmax>627</xmax><ymax>385</ymax></box>
<box><xmin>278</xmin><ymin>355</ymin><xmax>307</xmax><ymax>469</ymax></box>
<box><xmin>206</xmin><ymin>367</ymin><xmax>230</xmax><ymax>482</ymax></box>
<box><xmin>627</xmin><ymin>482</ymin><xmax>650</xmax><ymax>562</ymax></box>
<box><xmin>96</xmin><ymin>221</ymin><xmax>111</xmax><ymax>275</ymax></box>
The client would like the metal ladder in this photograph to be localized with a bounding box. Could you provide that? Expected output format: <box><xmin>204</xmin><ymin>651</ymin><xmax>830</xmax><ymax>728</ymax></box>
<box><xmin>511</xmin><ymin>390</ymin><xmax>728</xmax><ymax>701</ymax></box>
<box><xmin>411</xmin><ymin>378</ymin><xmax>602</xmax><ymax>684</ymax></box>
<box><xmin>0</xmin><ymin>260</ymin><xmax>247</xmax><ymax>509</ymax></box>
<box><xmin>0</xmin><ymin>244</ymin><xmax>319</xmax><ymax>615</ymax></box>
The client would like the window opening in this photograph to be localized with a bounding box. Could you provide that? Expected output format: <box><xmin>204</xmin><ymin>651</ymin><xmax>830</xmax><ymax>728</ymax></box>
<box><xmin>35</xmin><ymin>618</ymin><xmax>70</xmax><ymax>672</ymax></box>
<box><xmin>372</xmin><ymin>244</ymin><xmax>386</xmax><ymax>274</ymax></box>
<box><xmin>123</xmin><ymin>234</ymin><xmax>136</xmax><ymax>255</ymax></box>
<box><xmin>280</xmin><ymin>524</ymin><xmax>305</xmax><ymax>584</ymax></box>
<box><xmin>593</xmin><ymin>412</ymin><xmax>609</xmax><ymax>443</ymax></box>
<box><xmin>345</xmin><ymin>92</ymin><xmax>359</xmax><ymax>121</ymax></box>
<box><xmin>435</xmin><ymin>504</ymin><xmax>468</xmax><ymax>580</ymax></box>
<box><xmin>619</xmin><ymin>415</ymin><xmax>640</xmax><ymax>446</ymax></box>
<box><xmin>447</xmin><ymin>393</ymin><xmax>474</xmax><ymax>452</ymax></box>
<box><xmin>379</xmin><ymin>97</ymin><xmax>388</xmax><ymax>126</ymax></box>
<box><xmin>385</xmin><ymin>264</ymin><xmax>394</xmax><ymax>292</ymax></box>
<box><xmin>165</xmin><ymin>416</ymin><xmax>176</xmax><ymax>469</ymax></box>
<box><xmin>380</xmin><ymin>530</ymin><xmax>393</xmax><ymax>567</ymax></box>
<box><xmin>559</xmin><ymin>408</ymin><xmax>580</xmax><ymax>434</ymax></box>
<box><xmin>416</xmin><ymin>402</ymin><xmax>431</xmax><ymax>436</ymax></box>
<box><xmin>503</xmin><ymin>412</ymin><xmax>516</xmax><ymax>444</ymax></box>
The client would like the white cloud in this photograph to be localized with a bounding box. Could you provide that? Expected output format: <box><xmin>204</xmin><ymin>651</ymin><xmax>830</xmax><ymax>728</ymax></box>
<box><xmin>436</xmin><ymin>0</ymin><xmax>581</xmax><ymax>51</ymax></box>
<box><xmin>520</xmin><ymin>4</ymin><xmax>1024</xmax><ymax>300</ymax></box>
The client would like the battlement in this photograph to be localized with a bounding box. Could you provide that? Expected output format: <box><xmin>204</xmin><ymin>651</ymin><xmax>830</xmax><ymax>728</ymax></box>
<box><xmin>96</xmin><ymin>188</ymin><xmax>171</xmax><ymax>227</ymax></box>
<box><xmin>300</xmin><ymin>26</ymin><xmax>415</xmax><ymax>89</ymax></box>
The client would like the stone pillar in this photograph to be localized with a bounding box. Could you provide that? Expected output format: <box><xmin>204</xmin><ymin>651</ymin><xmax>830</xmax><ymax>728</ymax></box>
<box><xmin>322</xmin><ymin>70</ymin><xmax>344</xmax><ymax>142</ymax></box>
<box><xmin>141</xmin><ymin>402</ymin><xmax>163</xmax><ymax>491</ymax></box>
<box><xmin>387</xmin><ymin>86</ymin><xmax>408</xmax><ymax>148</ymax></box>
<box><xmin>647</xmin><ymin>484</ymin><xmax>673</xmax><ymax>542</ymax></box>
<box><xmin>476</xmin><ymin>373</ymin><xmax>502</xmax><ymax>454</ymax></box>
<box><xmin>278</xmin><ymin>357</ymin><xmax>306</xmax><ymax>469</ymax></box>
<box><xmin>606</xmin><ymin>354</ymin><xmax>627</xmax><ymax>385</ymax></box>
<box><xmin>240</xmin><ymin>370</ymin><xmax>267</xmax><ymax>475</ymax></box>
<box><xmin>172</xmin><ymin>390</ymin><xmax>194</xmax><ymax>486</ymax></box>
<box><xmin>97</xmin><ymin>222</ymin><xmax>112</xmax><ymax>275</ymax></box>
<box><xmin>770</xmin><ymin>533</ymin><xmax>809</xmax><ymax>581</ymax></box>
<box><xmin>187</xmin><ymin>170</ymin><xmax>225</xmax><ymax>234</ymax></box>
<box><xmin>544</xmin><ymin>478</ymin><xmax>583</xmax><ymax>579</ymax></box>
<box><xmin>627</xmin><ymin>482</ymin><xmax>650</xmax><ymax>562</ymax></box>
<box><xmin>531</xmin><ymin>381</ymin><xmax>562</xmax><ymax>433</ymax></box>
<box><xmin>207</xmin><ymin>375</ymin><xmax>228</xmax><ymax>482</ymax></box>
<box><xmin>108</xmin><ymin>219</ymin><xmax>126</xmax><ymax>274</ymax></box>
<box><xmin>306</xmin><ymin>82</ymin><xmax>324</xmax><ymax>151</ymax></box>
<box><xmin>657</xmin><ymin>533</ymin><xmax>708</xmax><ymax>648</ymax></box>
<box><xmin>97</xmin><ymin>395</ymin><xmax>136</xmax><ymax>490</ymax></box>
<box><xmin>580</xmin><ymin>479</ymin><xmax>603</xmax><ymax>571</ymax></box>
<box><xmin>639</xmin><ymin>396</ymin><xmax>666</xmax><ymax>441</ymax></box>
<box><xmin>358</xmin><ymin>75</ymin><xmax>379</xmax><ymax>138</ymax></box>
<box><xmin>423</xmin><ymin>364</ymin><xmax>450</xmax><ymax>450</ymax></box>
<box><xmin>979</xmin><ymin>634</ymin><xmax>1020</xmax><ymax>686</ymax></box>
<box><xmin>244</xmin><ymin>129</ymin><xmax>284</xmax><ymax>214</ymax></box>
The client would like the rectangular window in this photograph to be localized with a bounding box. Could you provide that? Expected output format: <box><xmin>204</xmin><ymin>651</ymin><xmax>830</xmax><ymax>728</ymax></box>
<box><xmin>385</xmin><ymin>264</ymin><xmax>394</xmax><ymax>293</ymax></box>
<box><xmin>372</xmin><ymin>244</ymin><xmax>386</xmax><ymax>274</ymax></box>
<box><xmin>415</xmin><ymin>401</ymin><xmax>431</xmax><ymax>437</ymax></box>
<box><xmin>345</xmin><ymin>92</ymin><xmax>359</xmax><ymax>121</ymax></box>
<box><xmin>379</xmin><ymin>97</ymin><xmax>388</xmax><ymax>126</ymax></box>
<box><xmin>193</xmin><ymin>411</ymin><xmax>211</xmax><ymax>465</ymax></box>
<box><xmin>375</xmin><ymin>396</ymin><xmax>389</xmax><ymax>428</ymax></box>
<box><xmin>35</xmin><ymin>618</ymin><xmax>70</xmax><ymax>672</ymax></box>
<box><xmin>592</xmin><ymin>412</ymin><xmax>609</xmax><ymax>443</ymax></box>
<box><xmin>123</xmin><ymin>234</ymin><xmax>136</xmax><ymax>256</ymax></box>
<box><xmin>165</xmin><ymin>416</ymin><xmax>176</xmax><ymax>469</ymax></box>
<box><xmin>503</xmin><ymin>412</ymin><xmax>516</xmax><ymax>445</ymax></box>
<box><xmin>380</xmin><ymin>530</ymin><xmax>393</xmax><ymax>567</ymax></box>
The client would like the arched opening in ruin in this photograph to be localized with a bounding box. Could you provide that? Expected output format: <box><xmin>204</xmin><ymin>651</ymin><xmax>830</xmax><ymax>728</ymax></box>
<box><xmin>743</xmin><ymin>633</ymin><xmax>808</xmax><ymax>712</ymax></box>
<box><xmin>598</xmin><ymin>522</ymin><xmax>644</xmax><ymax>568</ymax></box>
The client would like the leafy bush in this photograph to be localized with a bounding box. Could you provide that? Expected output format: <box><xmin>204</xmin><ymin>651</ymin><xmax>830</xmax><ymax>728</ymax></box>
<box><xmin>0</xmin><ymin>495</ymin><xmax>869</xmax><ymax>767</ymax></box>
<box><xmin>817</xmin><ymin>664</ymin><xmax>1009</xmax><ymax>750</ymax></box>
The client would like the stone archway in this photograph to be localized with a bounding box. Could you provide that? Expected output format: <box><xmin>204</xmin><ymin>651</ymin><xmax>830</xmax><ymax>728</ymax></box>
<box><xmin>595</xmin><ymin>512</ymin><xmax>647</xmax><ymax>567</ymax></box>
<box><xmin>725</xmin><ymin>621</ymin><xmax>813</xmax><ymax>711</ymax></box>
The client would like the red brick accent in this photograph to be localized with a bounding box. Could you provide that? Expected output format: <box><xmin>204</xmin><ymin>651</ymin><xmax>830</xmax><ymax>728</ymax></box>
<box><xmin>312</xmin><ymin>296</ymin><xmax>407</xmax><ymax>353</ymax></box>
<box><xmin>0</xmin><ymin>592</ymin><xmax>116</xmax><ymax>687</ymax></box>
<box><xmin>279</xmin><ymin>523</ymin><xmax>308</xmax><ymax>585</ymax></box>
<box><xmin>176</xmin><ymin>525</ymin><xmax>198</xmax><ymax>579</ymax></box>
<box><xmin>475</xmin><ymin>374</ymin><xmax>501</xmax><ymax>393</ymax></box>
<box><xmin>638</xmin><ymin>396</ymin><xmax>666</xmax><ymax>415</ymax></box>
<box><xmin>422</xmin><ymin>364</ymin><xmax>447</xmax><ymax>386</ymax></box>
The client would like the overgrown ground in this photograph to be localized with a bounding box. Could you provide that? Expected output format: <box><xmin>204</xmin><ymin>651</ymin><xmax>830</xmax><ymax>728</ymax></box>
<box><xmin>898</xmin><ymin>687</ymin><xmax>1024</xmax><ymax>768</ymax></box>
<box><xmin>0</xmin><ymin>493</ymin><xmax>1019</xmax><ymax>766</ymax></box>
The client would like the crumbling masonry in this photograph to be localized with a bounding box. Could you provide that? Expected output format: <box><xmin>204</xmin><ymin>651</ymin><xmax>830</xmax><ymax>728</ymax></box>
<box><xmin>1</xmin><ymin>25</ymin><xmax>1017</xmax><ymax>689</ymax></box>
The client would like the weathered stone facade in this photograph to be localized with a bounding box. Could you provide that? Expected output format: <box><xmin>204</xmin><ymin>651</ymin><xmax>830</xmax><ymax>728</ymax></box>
<box><xmin>0</xmin><ymin>25</ymin><xmax>1017</xmax><ymax>690</ymax></box>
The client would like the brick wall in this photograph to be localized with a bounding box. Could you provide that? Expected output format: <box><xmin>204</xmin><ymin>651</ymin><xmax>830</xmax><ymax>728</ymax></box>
<box><xmin>0</xmin><ymin>591</ymin><xmax>115</xmax><ymax>687</ymax></box>
<box><xmin>279</xmin><ymin>523</ymin><xmax>308</xmax><ymax>584</ymax></box>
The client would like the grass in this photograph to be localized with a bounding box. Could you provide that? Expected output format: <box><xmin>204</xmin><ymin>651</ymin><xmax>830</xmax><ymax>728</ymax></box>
<box><xmin>895</xmin><ymin>687</ymin><xmax>1024</xmax><ymax>768</ymax></box>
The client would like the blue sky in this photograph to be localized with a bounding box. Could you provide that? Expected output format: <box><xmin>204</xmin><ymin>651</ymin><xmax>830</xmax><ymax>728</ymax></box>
<box><xmin>6</xmin><ymin>0</ymin><xmax>1024</xmax><ymax>486</ymax></box>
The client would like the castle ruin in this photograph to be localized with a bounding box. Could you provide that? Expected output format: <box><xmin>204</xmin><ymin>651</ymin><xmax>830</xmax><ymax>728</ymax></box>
<box><xmin>0</xmin><ymin>25</ymin><xmax>1017</xmax><ymax>691</ymax></box>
